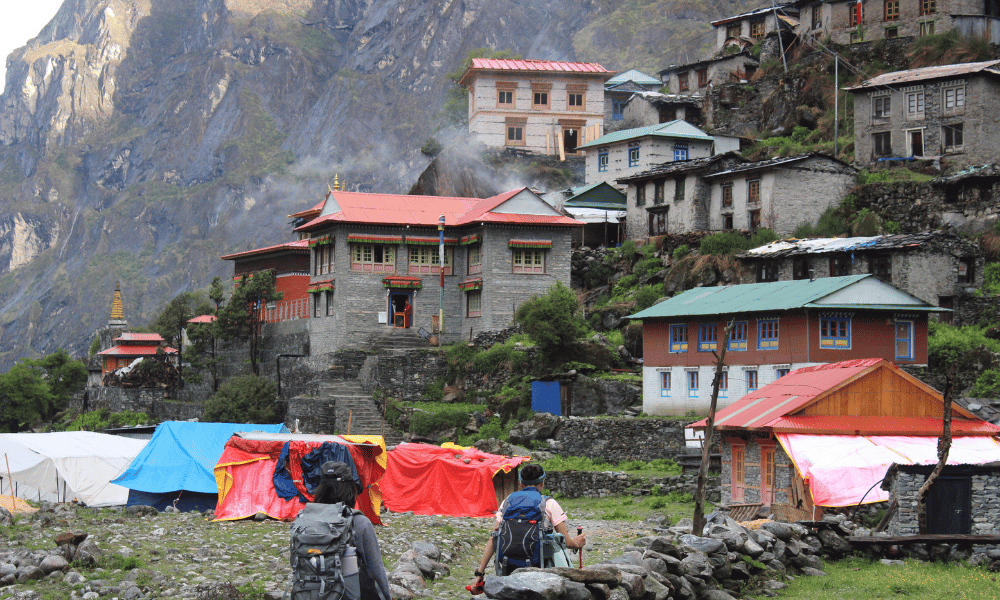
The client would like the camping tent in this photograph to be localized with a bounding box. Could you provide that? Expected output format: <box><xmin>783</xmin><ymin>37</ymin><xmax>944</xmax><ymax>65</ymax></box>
<box><xmin>110</xmin><ymin>421</ymin><xmax>287</xmax><ymax>511</ymax></box>
<box><xmin>213</xmin><ymin>432</ymin><xmax>386</xmax><ymax>523</ymax></box>
<box><xmin>0</xmin><ymin>431</ymin><xmax>148</xmax><ymax>506</ymax></box>
<box><xmin>379</xmin><ymin>443</ymin><xmax>529</xmax><ymax>518</ymax></box>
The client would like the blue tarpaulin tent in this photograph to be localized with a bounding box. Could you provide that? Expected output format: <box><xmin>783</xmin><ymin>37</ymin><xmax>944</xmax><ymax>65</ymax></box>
<box><xmin>111</xmin><ymin>421</ymin><xmax>286</xmax><ymax>511</ymax></box>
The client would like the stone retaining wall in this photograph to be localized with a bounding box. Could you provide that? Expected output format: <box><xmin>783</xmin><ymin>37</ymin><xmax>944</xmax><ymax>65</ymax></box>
<box><xmin>544</xmin><ymin>469</ymin><xmax>720</xmax><ymax>502</ymax></box>
<box><xmin>75</xmin><ymin>387</ymin><xmax>203</xmax><ymax>421</ymax></box>
<box><xmin>552</xmin><ymin>417</ymin><xmax>692</xmax><ymax>463</ymax></box>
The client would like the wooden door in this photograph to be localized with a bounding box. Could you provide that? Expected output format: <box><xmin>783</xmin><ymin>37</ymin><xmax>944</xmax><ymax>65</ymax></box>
<box><xmin>731</xmin><ymin>444</ymin><xmax>746</xmax><ymax>503</ymax></box>
<box><xmin>760</xmin><ymin>446</ymin><xmax>775</xmax><ymax>505</ymax></box>
<box><xmin>927</xmin><ymin>476</ymin><xmax>971</xmax><ymax>534</ymax></box>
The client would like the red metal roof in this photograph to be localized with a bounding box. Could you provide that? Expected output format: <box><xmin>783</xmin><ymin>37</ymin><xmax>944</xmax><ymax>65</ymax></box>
<box><xmin>693</xmin><ymin>359</ymin><xmax>986</xmax><ymax>433</ymax></box>
<box><xmin>768</xmin><ymin>416</ymin><xmax>1000</xmax><ymax>436</ymax></box>
<box><xmin>294</xmin><ymin>189</ymin><xmax>580</xmax><ymax>232</ymax></box>
<box><xmin>221</xmin><ymin>239</ymin><xmax>309</xmax><ymax>260</ymax></box>
<box><xmin>114</xmin><ymin>333</ymin><xmax>165</xmax><ymax>344</ymax></box>
<box><xmin>187</xmin><ymin>315</ymin><xmax>217</xmax><ymax>324</ymax></box>
<box><xmin>468</xmin><ymin>58</ymin><xmax>609</xmax><ymax>74</ymax></box>
<box><xmin>98</xmin><ymin>345</ymin><xmax>177</xmax><ymax>356</ymax></box>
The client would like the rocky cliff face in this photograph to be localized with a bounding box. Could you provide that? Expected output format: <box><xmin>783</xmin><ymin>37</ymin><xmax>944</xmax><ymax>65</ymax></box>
<box><xmin>0</xmin><ymin>0</ymin><xmax>753</xmax><ymax>367</ymax></box>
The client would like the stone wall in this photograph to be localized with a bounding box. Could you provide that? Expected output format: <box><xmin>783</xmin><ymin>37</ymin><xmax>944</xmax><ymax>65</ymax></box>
<box><xmin>551</xmin><ymin>417</ymin><xmax>691</xmax><ymax>462</ymax></box>
<box><xmin>889</xmin><ymin>466</ymin><xmax>1000</xmax><ymax>538</ymax></box>
<box><xmin>955</xmin><ymin>295</ymin><xmax>1000</xmax><ymax>328</ymax></box>
<box><xmin>362</xmin><ymin>350</ymin><xmax>448</xmax><ymax>399</ymax></box>
<box><xmin>544</xmin><ymin>469</ymin><xmax>720</xmax><ymax>502</ymax></box>
<box><xmin>76</xmin><ymin>387</ymin><xmax>204</xmax><ymax>421</ymax></box>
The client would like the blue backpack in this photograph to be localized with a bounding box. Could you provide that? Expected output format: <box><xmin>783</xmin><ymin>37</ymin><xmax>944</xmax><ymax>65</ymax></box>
<box><xmin>494</xmin><ymin>487</ymin><xmax>549</xmax><ymax>575</ymax></box>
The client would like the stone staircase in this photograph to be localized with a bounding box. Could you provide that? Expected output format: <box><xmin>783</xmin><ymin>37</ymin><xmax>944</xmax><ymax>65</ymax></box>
<box><xmin>375</xmin><ymin>327</ymin><xmax>429</xmax><ymax>351</ymax></box>
<box><xmin>319</xmin><ymin>378</ymin><xmax>405</xmax><ymax>446</ymax></box>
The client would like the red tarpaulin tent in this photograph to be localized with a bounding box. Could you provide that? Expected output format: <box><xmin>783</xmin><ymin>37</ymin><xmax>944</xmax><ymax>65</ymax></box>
<box><xmin>213</xmin><ymin>432</ymin><xmax>386</xmax><ymax>523</ymax></box>
<box><xmin>380</xmin><ymin>443</ymin><xmax>529</xmax><ymax>517</ymax></box>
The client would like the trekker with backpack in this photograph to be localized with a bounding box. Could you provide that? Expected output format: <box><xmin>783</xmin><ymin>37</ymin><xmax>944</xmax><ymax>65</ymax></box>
<box><xmin>469</xmin><ymin>464</ymin><xmax>586</xmax><ymax>591</ymax></box>
<box><xmin>290</xmin><ymin>461</ymin><xmax>391</xmax><ymax>600</ymax></box>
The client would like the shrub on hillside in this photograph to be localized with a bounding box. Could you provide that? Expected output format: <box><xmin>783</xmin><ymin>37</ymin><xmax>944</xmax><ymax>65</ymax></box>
<box><xmin>633</xmin><ymin>256</ymin><xmax>664</xmax><ymax>278</ymax></box>
<box><xmin>514</xmin><ymin>282</ymin><xmax>587</xmax><ymax>365</ymax></box>
<box><xmin>202</xmin><ymin>375</ymin><xmax>283</xmax><ymax>423</ymax></box>
<box><xmin>633</xmin><ymin>284</ymin><xmax>665</xmax><ymax>312</ymax></box>
<box><xmin>699</xmin><ymin>229</ymin><xmax>779</xmax><ymax>256</ymax></box>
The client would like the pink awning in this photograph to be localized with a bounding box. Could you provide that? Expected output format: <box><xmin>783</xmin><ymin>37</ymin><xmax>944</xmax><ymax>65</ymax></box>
<box><xmin>775</xmin><ymin>434</ymin><xmax>1000</xmax><ymax>507</ymax></box>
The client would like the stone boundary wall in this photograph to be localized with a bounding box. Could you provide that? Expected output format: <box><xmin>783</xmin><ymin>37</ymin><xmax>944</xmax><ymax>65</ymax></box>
<box><xmin>955</xmin><ymin>295</ymin><xmax>1000</xmax><ymax>328</ymax></box>
<box><xmin>362</xmin><ymin>350</ymin><xmax>448</xmax><ymax>400</ymax></box>
<box><xmin>553</xmin><ymin>417</ymin><xmax>693</xmax><ymax>462</ymax></box>
<box><xmin>890</xmin><ymin>469</ymin><xmax>1000</xmax><ymax>538</ymax></box>
<box><xmin>74</xmin><ymin>387</ymin><xmax>203</xmax><ymax>421</ymax></box>
<box><xmin>544</xmin><ymin>469</ymin><xmax>720</xmax><ymax>502</ymax></box>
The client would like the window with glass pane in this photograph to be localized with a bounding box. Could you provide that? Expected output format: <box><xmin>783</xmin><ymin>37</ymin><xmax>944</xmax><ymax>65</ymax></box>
<box><xmin>598</xmin><ymin>149</ymin><xmax>609</xmax><ymax>172</ymax></box>
<box><xmin>746</xmin><ymin>370</ymin><xmax>758</xmax><ymax>391</ymax></box>
<box><xmin>698</xmin><ymin>324</ymin><xmax>717</xmax><ymax>352</ymax></box>
<box><xmin>920</xmin><ymin>0</ymin><xmax>935</xmax><ymax>14</ymax></box>
<box><xmin>669</xmin><ymin>324</ymin><xmax>688</xmax><ymax>353</ymax></box>
<box><xmin>747</xmin><ymin>179</ymin><xmax>761</xmax><ymax>203</ymax></box>
<box><xmin>758</xmin><ymin>319</ymin><xmax>779</xmax><ymax>350</ymax></box>
<box><xmin>728</xmin><ymin>321</ymin><xmax>748</xmax><ymax>351</ymax></box>
<box><xmin>943</xmin><ymin>86</ymin><xmax>965</xmax><ymax>114</ymax></box>
<box><xmin>895</xmin><ymin>320</ymin><xmax>913</xmax><ymax>360</ymax></box>
<box><xmin>467</xmin><ymin>290</ymin><xmax>482</xmax><ymax>318</ymax></box>
<box><xmin>719</xmin><ymin>371</ymin><xmax>728</xmax><ymax>398</ymax></box>
<box><xmin>820</xmin><ymin>316</ymin><xmax>851</xmax><ymax>348</ymax></box>
<box><xmin>873</xmin><ymin>96</ymin><xmax>891</xmax><ymax>118</ymax></box>
<box><xmin>722</xmin><ymin>183</ymin><xmax>734</xmax><ymax>207</ymax></box>
<box><xmin>675</xmin><ymin>178</ymin><xmax>685</xmax><ymax>202</ymax></box>
<box><xmin>409</xmin><ymin>246</ymin><xmax>451</xmax><ymax>275</ymax></box>
<box><xmin>943</xmin><ymin>123</ymin><xmax>964</xmax><ymax>151</ymax></box>
<box><xmin>660</xmin><ymin>371</ymin><xmax>671</xmax><ymax>397</ymax></box>
<box><xmin>351</xmin><ymin>244</ymin><xmax>394</xmax><ymax>272</ymax></box>
<box><xmin>628</xmin><ymin>143</ymin><xmax>640</xmax><ymax>167</ymax></box>
<box><xmin>512</xmin><ymin>249</ymin><xmax>545</xmax><ymax>273</ymax></box>
<box><xmin>885</xmin><ymin>0</ymin><xmax>899</xmax><ymax>20</ymax></box>
<box><xmin>687</xmin><ymin>371</ymin><xmax>699</xmax><ymax>397</ymax></box>
<box><xmin>468</xmin><ymin>244</ymin><xmax>482</xmax><ymax>274</ymax></box>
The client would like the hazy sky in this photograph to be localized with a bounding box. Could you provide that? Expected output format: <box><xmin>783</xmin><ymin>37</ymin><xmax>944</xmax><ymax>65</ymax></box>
<box><xmin>0</xmin><ymin>0</ymin><xmax>65</xmax><ymax>90</ymax></box>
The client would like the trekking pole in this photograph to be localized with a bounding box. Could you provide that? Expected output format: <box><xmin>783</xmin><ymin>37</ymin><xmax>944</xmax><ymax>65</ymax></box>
<box><xmin>577</xmin><ymin>526</ymin><xmax>583</xmax><ymax>568</ymax></box>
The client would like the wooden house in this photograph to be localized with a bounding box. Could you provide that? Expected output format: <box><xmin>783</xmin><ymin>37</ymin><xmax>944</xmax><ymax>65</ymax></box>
<box><xmin>628</xmin><ymin>274</ymin><xmax>944</xmax><ymax>416</ymax></box>
<box><xmin>221</xmin><ymin>239</ymin><xmax>312</xmax><ymax>323</ymax></box>
<box><xmin>692</xmin><ymin>359</ymin><xmax>1000</xmax><ymax>521</ymax></box>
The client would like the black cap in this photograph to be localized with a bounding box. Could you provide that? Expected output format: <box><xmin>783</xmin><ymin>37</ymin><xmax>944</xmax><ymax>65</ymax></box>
<box><xmin>321</xmin><ymin>461</ymin><xmax>351</xmax><ymax>480</ymax></box>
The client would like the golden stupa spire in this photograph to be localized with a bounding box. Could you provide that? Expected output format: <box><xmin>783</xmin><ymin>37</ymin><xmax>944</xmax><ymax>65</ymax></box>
<box><xmin>110</xmin><ymin>282</ymin><xmax>124</xmax><ymax>320</ymax></box>
<box><xmin>333</xmin><ymin>174</ymin><xmax>340</xmax><ymax>191</ymax></box>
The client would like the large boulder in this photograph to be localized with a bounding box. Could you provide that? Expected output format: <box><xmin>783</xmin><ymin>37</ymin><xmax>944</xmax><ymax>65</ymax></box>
<box><xmin>484</xmin><ymin>572</ymin><xmax>566</xmax><ymax>600</ymax></box>
<box><xmin>509</xmin><ymin>413</ymin><xmax>560</xmax><ymax>446</ymax></box>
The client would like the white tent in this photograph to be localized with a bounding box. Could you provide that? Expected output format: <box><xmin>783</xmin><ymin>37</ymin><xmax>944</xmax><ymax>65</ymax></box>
<box><xmin>0</xmin><ymin>431</ymin><xmax>148</xmax><ymax>507</ymax></box>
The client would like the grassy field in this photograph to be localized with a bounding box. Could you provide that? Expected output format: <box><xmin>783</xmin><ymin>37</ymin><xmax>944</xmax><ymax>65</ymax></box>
<box><xmin>744</xmin><ymin>556</ymin><xmax>1000</xmax><ymax>600</ymax></box>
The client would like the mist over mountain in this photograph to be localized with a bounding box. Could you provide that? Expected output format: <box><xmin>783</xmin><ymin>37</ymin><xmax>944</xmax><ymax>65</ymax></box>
<box><xmin>0</xmin><ymin>0</ymin><xmax>751</xmax><ymax>367</ymax></box>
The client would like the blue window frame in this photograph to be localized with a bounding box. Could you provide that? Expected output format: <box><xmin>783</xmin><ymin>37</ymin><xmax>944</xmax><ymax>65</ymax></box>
<box><xmin>598</xmin><ymin>148</ymin><xmax>609</xmax><ymax>172</ymax></box>
<box><xmin>674</xmin><ymin>142</ymin><xmax>689</xmax><ymax>161</ymax></box>
<box><xmin>895</xmin><ymin>320</ymin><xmax>914</xmax><ymax>360</ymax></box>
<box><xmin>628</xmin><ymin>142</ymin><xmax>640</xmax><ymax>167</ymax></box>
<box><xmin>660</xmin><ymin>371</ymin><xmax>671</xmax><ymax>397</ymax></box>
<box><xmin>669</xmin><ymin>324</ymin><xmax>688</xmax><ymax>353</ymax></box>
<box><xmin>718</xmin><ymin>371</ymin><xmax>728</xmax><ymax>398</ymax></box>
<box><xmin>776</xmin><ymin>368</ymin><xmax>790</xmax><ymax>379</ymax></box>
<box><xmin>758</xmin><ymin>319</ymin><xmax>779</xmax><ymax>350</ymax></box>
<box><xmin>698</xmin><ymin>324</ymin><xmax>717</xmax><ymax>352</ymax></box>
<box><xmin>688</xmin><ymin>371</ymin><xmax>699</xmax><ymax>397</ymax></box>
<box><xmin>746</xmin><ymin>370</ymin><xmax>759</xmax><ymax>392</ymax></box>
<box><xmin>612</xmin><ymin>99</ymin><xmax>626</xmax><ymax>120</ymax></box>
<box><xmin>728</xmin><ymin>321</ymin><xmax>748</xmax><ymax>351</ymax></box>
<box><xmin>820</xmin><ymin>315</ymin><xmax>852</xmax><ymax>349</ymax></box>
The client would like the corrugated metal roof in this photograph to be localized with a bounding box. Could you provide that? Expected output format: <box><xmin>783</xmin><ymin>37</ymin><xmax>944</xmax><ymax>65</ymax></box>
<box><xmin>657</xmin><ymin>51</ymin><xmax>756</xmax><ymax>75</ymax></box>
<box><xmin>617</xmin><ymin>152</ymin><xmax>745</xmax><ymax>183</ymax></box>
<box><xmin>458</xmin><ymin>58</ymin><xmax>610</xmax><ymax>84</ymax></box>
<box><xmin>740</xmin><ymin>232</ymin><xmax>978</xmax><ymax>258</ymax></box>
<box><xmin>294</xmin><ymin>188</ymin><xmax>581</xmax><ymax>232</ymax></box>
<box><xmin>629</xmin><ymin>275</ymin><xmax>868</xmax><ymax>318</ymax></box>
<box><xmin>605</xmin><ymin>69</ymin><xmax>661</xmax><ymax>87</ymax></box>
<box><xmin>98</xmin><ymin>345</ymin><xmax>177</xmax><ymax>356</ymax></box>
<box><xmin>702</xmin><ymin>152</ymin><xmax>852</xmax><ymax>179</ymax></box>
<box><xmin>187</xmin><ymin>315</ymin><xmax>217</xmax><ymax>324</ymax></box>
<box><xmin>769</xmin><ymin>415</ymin><xmax>1000</xmax><ymax>435</ymax></box>
<box><xmin>629</xmin><ymin>91</ymin><xmax>703</xmax><ymax>106</ymax></box>
<box><xmin>221</xmin><ymin>239</ymin><xmax>310</xmax><ymax>260</ymax></box>
<box><xmin>114</xmin><ymin>333</ymin><xmax>165</xmax><ymax>343</ymax></box>
<box><xmin>563</xmin><ymin>182</ymin><xmax>627</xmax><ymax>210</ymax></box>
<box><xmin>845</xmin><ymin>59</ymin><xmax>1000</xmax><ymax>91</ymax></box>
<box><xmin>711</xmin><ymin>3</ymin><xmax>798</xmax><ymax>26</ymax></box>
<box><xmin>578</xmin><ymin>120</ymin><xmax>713</xmax><ymax>149</ymax></box>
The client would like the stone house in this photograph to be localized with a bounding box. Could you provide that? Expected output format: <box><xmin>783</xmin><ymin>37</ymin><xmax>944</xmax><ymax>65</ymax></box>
<box><xmin>884</xmin><ymin>463</ymin><xmax>1000</xmax><ymax>535</ymax></box>
<box><xmin>577</xmin><ymin>120</ymin><xmax>740</xmax><ymax>190</ymax></box>
<box><xmin>629</xmin><ymin>275</ymin><xmax>943</xmax><ymax>416</ymax></box>
<box><xmin>458</xmin><ymin>58</ymin><xmax>611</xmax><ymax>156</ymax></box>
<box><xmin>616</xmin><ymin>153</ymin><xmax>748</xmax><ymax>239</ymax></box>
<box><xmin>846</xmin><ymin>60</ymin><xmax>1000</xmax><ymax>170</ymax></box>
<box><xmin>616</xmin><ymin>152</ymin><xmax>855</xmax><ymax>240</ymax></box>
<box><xmin>621</xmin><ymin>92</ymin><xmax>704</xmax><ymax>129</ymax></box>
<box><xmin>658</xmin><ymin>52</ymin><xmax>759</xmax><ymax>97</ymax></box>
<box><xmin>691</xmin><ymin>359</ymin><xmax>1000</xmax><ymax>521</ymax></box>
<box><xmin>793</xmin><ymin>0</ymin><xmax>1000</xmax><ymax>44</ymax></box>
<box><xmin>221</xmin><ymin>239</ymin><xmax>312</xmax><ymax>322</ymax></box>
<box><xmin>225</xmin><ymin>187</ymin><xmax>580</xmax><ymax>354</ymax></box>
<box><xmin>711</xmin><ymin>3</ymin><xmax>800</xmax><ymax>52</ymax></box>
<box><xmin>737</xmin><ymin>232</ymin><xmax>984</xmax><ymax>322</ymax></box>
<box><xmin>603</xmin><ymin>69</ymin><xmax>662</xmax><ymax>131</ymax></box>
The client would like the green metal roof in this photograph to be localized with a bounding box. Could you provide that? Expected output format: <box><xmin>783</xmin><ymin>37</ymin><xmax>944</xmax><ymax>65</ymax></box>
<box><xmin>578</xmin><ymin>120</ymin><xmax>713</xmax><ymax>149</ymax></box>
<box><xmin>605</xmin><ymin>69</ymin><xmax>661</xmax><ymax>87</ymax></box>
<box><xmin>628</xmin><ymin>275</ymin><xmax>943</xmax><ymax>320</ymax></box>
<box><xmin>563</xmin><ymin>182</ymin><xmax>626</xmax><ymax>210</ymax></box>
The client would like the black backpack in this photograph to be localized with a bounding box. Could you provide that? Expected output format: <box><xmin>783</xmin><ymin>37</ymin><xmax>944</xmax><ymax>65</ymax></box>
<box><xmin>494</xmin><ymin>487</ymin><xmax>549</xmax><ymax>575</ymax></box>
<box><xmin>290</xmin><ymin>502</ymin><xmax>361</xmax><ymax>600</ymax></box>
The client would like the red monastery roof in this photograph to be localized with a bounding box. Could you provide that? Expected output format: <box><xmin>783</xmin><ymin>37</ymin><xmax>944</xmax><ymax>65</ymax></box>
<box><xmin>692</xmin><ymin>359</ymin><xmax>991</xmax><ymax>433</ymax></box>
<box><xmin>221</xmin><ymin>239</ymin><xmax>310</xmax><ymax>260</ymax></box>
<box><xmin>98</xmin><ymin>345</ymin><xmax>177</xmax><ymax>357</ymax></box>
<box><xmin>188</xmin><ymin>315</ymin><xmax>217</xmax><ymax>324</ymax></box>
<box><xmin>294</xmin><ymin>188</ymin><xmax>580</xmax><ymax>232</ymax></box>
<box><xmin>114</xmin><ymin>333</ymin><xmax>165</xmax><ymax>344</ymax></box>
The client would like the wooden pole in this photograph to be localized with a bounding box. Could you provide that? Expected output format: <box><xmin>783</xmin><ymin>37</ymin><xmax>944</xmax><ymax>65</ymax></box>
<box><xmin>5</xmin><ymin>453</ymin><xmax>12</xmax><ymax>496</ymax></box>
<box><xmin>692</xmin><ymin>321</ymin><xmax>734</xmax><ymax>536</ymax></box>
<box><xmin>348</xmin><ymin>410</ymin><xmax>353</xmax><ymax>435</ymax></box>
<box><xmin>917</xmin><ymin>368</ymin><xmax>955</xmax><ymax>534</ymax></box>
